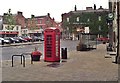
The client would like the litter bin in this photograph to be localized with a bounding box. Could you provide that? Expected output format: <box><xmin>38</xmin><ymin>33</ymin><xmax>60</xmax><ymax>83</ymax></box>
<box><xmin>1</xmin><ymin>40</ymin><xmax>4</xmax><ymax>45</ymax></box>
<box><xmin>61</xmin><ymin>48</ymin><xmax>67</xmax><ymax>59</ymax></box>
<box><xmin>106</xmin><ymin>44</ymin><xmax>113</xmax><ymax>51</ymax></box>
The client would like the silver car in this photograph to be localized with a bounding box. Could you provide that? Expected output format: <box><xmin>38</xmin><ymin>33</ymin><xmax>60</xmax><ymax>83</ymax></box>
<box><xmin>0</xmin><ymin>37</ymin><xmax>10</xmax><ymax>44</ymax></box>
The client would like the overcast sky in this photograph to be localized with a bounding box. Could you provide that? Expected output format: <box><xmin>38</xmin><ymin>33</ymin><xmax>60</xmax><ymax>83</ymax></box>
<box><xmin>0</xmin><ymin>0</ymin><xmax>108</xmax><ymax>22</ymax></box>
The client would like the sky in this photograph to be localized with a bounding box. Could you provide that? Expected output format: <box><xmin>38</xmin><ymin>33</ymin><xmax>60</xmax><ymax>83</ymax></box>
<box><xmin>0</xmin><ymin>0</ymin><xmax>108</xmax><ymax>22</ymax></box>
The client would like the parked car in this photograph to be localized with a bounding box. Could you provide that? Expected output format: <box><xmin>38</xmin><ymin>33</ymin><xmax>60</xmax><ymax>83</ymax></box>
<box><xmin>37</xmin><ymin>36</ymin><xmax>44</xmax><ymax>41</ymax></box>
<box><xmin>34</xmin><ymin>36</ymin><xmax>45</xmax><ymax>41</ymax></box>
<box><xmin>22</xmin><ymin>36</ymin><xmax>32</xmax><ymax>42</ymax></box>
<box><xmin>0</xmin><ymin>37</ymin><xmax>10</xmax><ymax>44</ymax></box>
<box><xmin>0</xmin><ymin>40</ymin><xmax>1</xmax><ymax>44</ymax></box>
<box><xmin>97</xmin><ymin>37</ymin><xmax>109</xmax><ymax>43</ymax></box>
<box><xmin>14</xmin><ymin>37</ymin><xmax>28</xmax><ymax>43</ymax></box>
<box><xmin>4</xmin><ymin>37</ymin><xmax>20</xmax><ymax>43</ymax></box>
<box><xmin>33</xmin><ymin>36</ymin><xmax>40</xmax><ymax>41</ymax></box>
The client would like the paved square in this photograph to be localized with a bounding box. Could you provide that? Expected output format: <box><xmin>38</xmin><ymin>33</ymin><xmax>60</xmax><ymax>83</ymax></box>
<box><xmin>1</xmin><ymin>44</ymin><xmax>118</xmax><ymax>81</ymax></box>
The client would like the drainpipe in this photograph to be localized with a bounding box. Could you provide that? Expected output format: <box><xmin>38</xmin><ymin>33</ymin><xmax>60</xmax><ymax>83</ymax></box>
<box><xmin>117</xmin><ymin>0</ymin><xmax>120</xmax><ymax>64</ymax></box>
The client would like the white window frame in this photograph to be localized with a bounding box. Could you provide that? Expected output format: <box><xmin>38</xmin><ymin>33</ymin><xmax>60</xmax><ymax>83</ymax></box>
<box><xmin>76</xmin><ymin>17</ymin><xmax>79</xmax><ymax>22</ymax></box>
<box><xmin>67</xmin><ymin>18</ymin><xmax>69</xmax><ymax>22</ymax></box>
<box><xmin>98</xmin><ymin>16</ymin><xmax>101</xmax><ymax>21</ymax></box>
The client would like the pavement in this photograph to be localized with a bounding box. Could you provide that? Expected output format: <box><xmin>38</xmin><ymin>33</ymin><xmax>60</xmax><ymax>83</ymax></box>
<box><xmin>0</xmin><ymin>43</ymin><xmax>119</xmax><ymax>82</ymax></box>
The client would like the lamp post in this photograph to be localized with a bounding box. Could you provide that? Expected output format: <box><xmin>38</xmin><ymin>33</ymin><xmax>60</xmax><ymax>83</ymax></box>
<box><xmin>107</xmin><ymin>12</ymin><xmax>114</xmax><ymax>51</ymax></box>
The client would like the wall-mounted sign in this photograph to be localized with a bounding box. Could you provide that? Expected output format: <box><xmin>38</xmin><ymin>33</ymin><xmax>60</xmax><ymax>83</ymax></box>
<box><xmin>108</xmin><ymin>13</ymin><xmax>114</xmax><ymax>20</ymax></box>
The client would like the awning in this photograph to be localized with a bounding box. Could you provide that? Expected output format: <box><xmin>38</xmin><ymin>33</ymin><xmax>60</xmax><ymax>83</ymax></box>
<box><xmin>0</xmin><ymin>31</ymin><xmax>19</xmax><ymax>34</ymax></box>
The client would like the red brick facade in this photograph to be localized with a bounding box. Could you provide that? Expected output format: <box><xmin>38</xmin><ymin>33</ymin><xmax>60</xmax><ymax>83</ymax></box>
<box><xmin>26</xmin><ymin>13</ymin><xmax>59</xmax><ymax>30</ymax></box>
<box><xmin>14</xmin><ymin>11</ymin><xmax>26</xmax><ymax>29</ymax></box>
<box><xmin>1</xmin><ymin>11</ymin><xmax>62</xmax><ymax>37</ymax></box>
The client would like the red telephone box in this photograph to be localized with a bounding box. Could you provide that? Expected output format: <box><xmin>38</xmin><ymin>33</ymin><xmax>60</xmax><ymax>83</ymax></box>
<box><xmin>44</xmin><ymin>27</ymin><xmax>60</xmax><ymax>62</ymax></box>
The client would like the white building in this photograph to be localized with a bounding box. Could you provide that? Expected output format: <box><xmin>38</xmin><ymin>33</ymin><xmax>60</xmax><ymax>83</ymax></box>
<box><xmin>0</xmin><ymin>23</ymin><xmax>22</xmax><ymax>37</ymax></box>
<box><xmin>0</xmin><ymin>15</ymin><xmax>3</xmax><ymax>30</ymax></box>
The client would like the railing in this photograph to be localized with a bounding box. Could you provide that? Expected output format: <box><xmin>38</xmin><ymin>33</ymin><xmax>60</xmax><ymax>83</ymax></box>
<box><xmin>12</xmin><ymin>54</ymin><xmax>25</xmax><ymax>67</ymax></box>
<box><xmin>22</xmin><ymin>53</ymin><xmax>33</xmax><ymax>64</ymax></box>
<box><xmin>12</xmin><ymin>53</ymin><xmax>32</xmax><ymax>67</ymax></box>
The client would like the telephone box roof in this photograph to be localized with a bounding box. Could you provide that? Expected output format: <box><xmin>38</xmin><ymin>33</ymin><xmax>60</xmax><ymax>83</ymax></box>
<box><xmin>45</xmin><ymin>27</ymin><xmax>60</xmax><ymax>30</ymax></box>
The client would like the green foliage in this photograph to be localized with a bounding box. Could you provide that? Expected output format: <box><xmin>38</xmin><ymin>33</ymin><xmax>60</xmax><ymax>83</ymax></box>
<box><xmin>62</xmin><ymin>11</ymin><xmax>108</xmax><ymax>37</ymax></box>
<box><xmin>4</xmin><ymin>9</ymin><xmax>16</xmax><ymax>30</ymax></box>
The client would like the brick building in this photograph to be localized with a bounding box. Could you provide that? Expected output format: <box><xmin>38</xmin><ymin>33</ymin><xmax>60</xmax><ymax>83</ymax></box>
<box><xmin>0</xmin><ymin>12</ymin><xmax>22</xmax><ymax>37</ymax></box>
<box><xmin>14</xmin><ymin>11</ymin><xmax>27</xmax><ymax>36</ymax></box>
<box><xmin>26</xmin><ymin>13</ymin><xmax>60</xmax><ymax>37</ymax></box>
<box><xmin>0</xmin><ymin>10</ymin><xmax>62</xmax><ymax>37</ymax></box>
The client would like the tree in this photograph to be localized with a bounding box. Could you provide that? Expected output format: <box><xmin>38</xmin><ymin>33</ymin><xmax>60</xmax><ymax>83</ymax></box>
<box><xmin>4</xmin><ymin>9</ymin><xmax>16</xmax><ymax>30</ymax></box>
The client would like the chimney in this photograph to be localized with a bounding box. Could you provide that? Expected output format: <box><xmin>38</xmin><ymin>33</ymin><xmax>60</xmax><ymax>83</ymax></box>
<box><xmin>74</xmin><ymin>5</ymin><xmax>77</xmax><ymax>11</ymax></box>
<box><xmin>86</xmin><ymin>7</ymin><xmax>93</xmax><ymax>10</ymax></box>
<box><xmin>98</xmin><ymin>6</ymin><xmax>103</xmax><ymax>9</ymax></box>
<box><xmin>94</xmin><ymin>4</ymin><xmax>96</xmax><ymax>10</ymax></box>
<box><xmin>31</xmin><ymin>14</ymin><xmax>35</xmax><ymax>18</ymax></box>
<box><xmin>3</xmin><ymin>13</ymin><xmax>8</xmax><ymax>16</ymax></box>
<box><xmin>47</xmin><ymin>13</ymin><xmax>50</xmax><ymax>17</ymax></box>
<box><xmin>53</xmin><ymin>18</ymin><xmax>54</xmax><ymax>21</ymax></box>
<box><xmin>100</xmin><ymin>6</ymin><xmax>102</xmax><ymax>8</ymax></box>
<box><xmin>17</xmin><ymin>11</ymin><xmax>23</xmax><ymax>15</ymax></box>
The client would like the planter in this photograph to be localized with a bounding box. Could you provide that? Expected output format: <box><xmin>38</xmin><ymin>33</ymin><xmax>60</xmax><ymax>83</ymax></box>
<box><xmin>76</xmin><ymin>44</ymin><xmax>87</xmax><ymax>51</ymax></box>
<box><xmin>32</xmin><ymin>55</ymin><xmax>40</xmax><ymax>61</ymax></box>
<box><xmin>31</xmin><ymin>51</ymin><xmax>42</xmax><ymax>61</ymax></box>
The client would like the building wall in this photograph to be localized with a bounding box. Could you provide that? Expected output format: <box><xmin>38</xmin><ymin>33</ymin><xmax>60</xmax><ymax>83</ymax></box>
<box><xmin>21</xmin><ymin>29</ymin><xmax>28</xmax><ymax>36</ymax></box>
<box><xmin>15</xmin><ymin>11</ymin><xmax>26</xmax><ymax>29</ymax></box>
<box><xmin>109</xmin><ymin>0</ymin><xmax>120</xmax><ymax>63</ymax></box>
<box><xmin>62</xmin><ymin>8</ymin><xmax>109</xmax><ymax>38</ymax></box>
<box><xmin>26</xmin><ymin>14</ymin><xmax>60</xmax><ymax>36</ymax></box>
<box><xmin>1</xmin><ymin>12</ymin><xmax>61</xmax><ymax>37</ymax></box>
<box><xmin>2</xmin><ymin>24</ymin><xmax>22</xmax><ymax>36</ymax></box>
<box><xmin>0</xmin><ymin>16</ymin><xmax>3</xmax><ymax>30</ymax></box>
